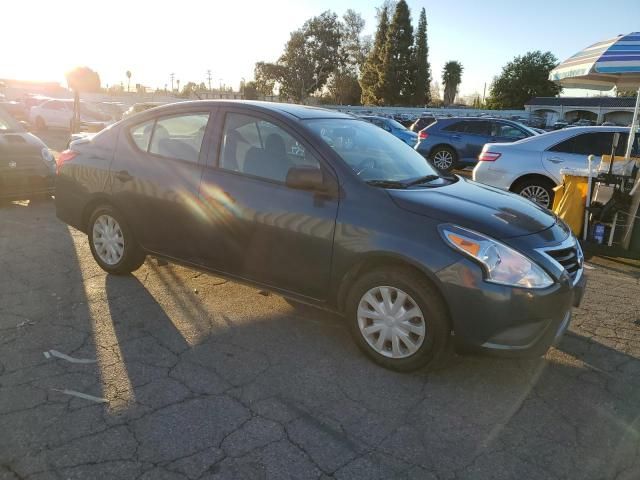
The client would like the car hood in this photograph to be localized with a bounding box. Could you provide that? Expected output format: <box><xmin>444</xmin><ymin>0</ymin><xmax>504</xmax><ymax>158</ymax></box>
<box><xmin>387</xmin><ymin>176</ymin><xmax>556</xmax><ymax>239</ymax></box>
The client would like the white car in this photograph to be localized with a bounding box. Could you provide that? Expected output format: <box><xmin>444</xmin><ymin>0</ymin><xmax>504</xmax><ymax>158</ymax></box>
<box><xmin>472</xmin><ymin>126</ymin><xmax>635</xmax><ymax>208</ymax></box>
<box><xmin>29</xmin><ymin>99</ymin><xmax>111</xmax><ymax>131</ymax></box>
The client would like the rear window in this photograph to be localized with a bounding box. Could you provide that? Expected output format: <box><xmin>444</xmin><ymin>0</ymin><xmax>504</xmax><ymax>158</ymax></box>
<box><xmin>443</xmin><ymin>121</ymin><xmax>465</xmax><ymax>132</ymax></box>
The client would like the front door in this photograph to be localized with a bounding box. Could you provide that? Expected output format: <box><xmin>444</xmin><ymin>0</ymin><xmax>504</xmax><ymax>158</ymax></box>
<box><xmin>109</xmin><ymin>108</ymin><xmax>214</xmax><ymax>262</ymax></box>
<box><xmin>198</xmin><ymin>109</ymin><xmax>339</xmax><ymax>300</ymax></box>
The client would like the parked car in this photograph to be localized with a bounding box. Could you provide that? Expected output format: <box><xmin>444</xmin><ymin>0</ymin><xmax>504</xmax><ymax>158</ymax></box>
<box><xmin>472</xmin><ymin>126</ymin><xmax>638</xmax><ymax>209</ymax></box>
<box><xmin>0</xmin><ymin>101</ymin><xmax>28</xmax><ymax>122</ymax></box>
<box><xmin>29</xmin><ymin>99</ymin><xmax>111</xmax><ymax>131</ymax></box>
<box><xmin>415</xmin><ymin>117</ymin><xmax>538</xmax><ymax>171</ymax></box>
<box><xmin>409</xmin><ymin>115</ymin><xmax>436</xmax><ymax>133</ymax></box>
<box><xmin>360</xmin><ymin>115</ymin><xmax>418</xmax><ymax>146</ymax></box>
<box><xmin>0</xmin><ymin>107</ymin><xmax>55</xmax><ymax>201</ymax></box>
<box><xmin>55</xmin><ymin>100</ymin><xmax>585</xmax><ymax>371</ymax></box>
<box><xmin>552</xmin><ymin>121</ymin><xmax>569</xmax><ymax>130</ymax></box>
<box><xmin>122</xmin><ymin>102</ymin><xmax>165</xmax><ymax>119</ymax></box>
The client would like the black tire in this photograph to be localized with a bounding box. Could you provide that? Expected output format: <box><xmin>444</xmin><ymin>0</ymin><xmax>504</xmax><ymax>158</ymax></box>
<box><xmin>87</xmin><ymin>205</ymin><xmax>145</xmax><ymax>275</ymax></box>
<box><xmin>429</xmin><ymin>146</ymin><xmax>457</xmax><ymax>172</ymax></box>
<box><xmin>511</xmin><ymin>177</ymin><xmax>556</xmax><ymax>209</ymax></box>
<box><xmin>346</xmin><ymin>267</ymin><xmax>451</xmax><ymax>372</ymax></box>
<box><xmin>35</xmin><ymin>116</ymin><xmax>46</xmax><ymax>131</ymax></box>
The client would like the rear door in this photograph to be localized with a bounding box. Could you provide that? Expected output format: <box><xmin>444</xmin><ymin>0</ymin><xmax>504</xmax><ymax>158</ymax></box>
<box><xmin>197</xmin><ymin>108</ymin><xmax>339</xmax><ymax>300</ymax></box>
<box><xmin>109</xmin><ymin>107</ymin><xmax>215</xmax><ymax>262</ymax></box>
<box><xmin>542</xmin><ymin>132</ymin><xmax>614</xmax><ymax>182</ymax></box>
<box><xmin>460</xmin><ymin>121</ymin><xmax>491</xmax><ymax>162</ymax></box>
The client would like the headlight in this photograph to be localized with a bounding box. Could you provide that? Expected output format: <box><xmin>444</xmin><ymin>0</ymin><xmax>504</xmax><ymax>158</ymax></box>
<box><xmin>41</xmin><ymin>147</ymin><xmax>54</xmax><ymax>163</ymax></box>
<box><xmin>440</xmin><ymin>225</ymin><xmax>553</xmax><ymax>289</ymax></box>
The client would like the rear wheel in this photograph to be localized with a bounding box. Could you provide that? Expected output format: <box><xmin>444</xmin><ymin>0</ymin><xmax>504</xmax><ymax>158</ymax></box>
<box><xmin>88</xmin><ymin>205</ymin><xmax>145</xmax><ymax>274</ymax></box>
<box><xmin>512</xmin><ymin>178</ymin><xmax>556</xmax><ymax>209</ymax></box>
<box><xmin>346</xmin><ymin>267</ymin><xmax>451</xmax><ymax>371</ymax></box>
<box><xmin>429</xmin><ymin>146</ymin><xmax>457</xmax><ymax>172</ymax></box>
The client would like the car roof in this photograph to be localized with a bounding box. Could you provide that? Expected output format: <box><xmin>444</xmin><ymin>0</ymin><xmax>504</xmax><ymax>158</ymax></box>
<box><xmin>147</xmin><ymin>100</ymin><xmax>353</xmax><ymax>120</ymax></box>
<box><xmin>506</xmin><ymin>125</ymin><xmax>630</xmax><ymax>148</ymax></box>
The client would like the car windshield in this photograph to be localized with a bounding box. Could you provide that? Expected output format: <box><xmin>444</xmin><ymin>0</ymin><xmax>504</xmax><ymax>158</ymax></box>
<box><xmin>304</xmin><ymin>118</ymin><xmax>440</xmax><ymax>183</ymax></box>
<box><xmin>0</xmin><ymin>108</ymin><xmax>22</xmax><ymax>132</ymax></box>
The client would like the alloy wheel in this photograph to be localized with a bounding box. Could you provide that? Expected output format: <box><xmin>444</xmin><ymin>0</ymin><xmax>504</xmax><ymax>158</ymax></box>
<box><xmin>92</xmin><ymin>214</ymin><xmax>125</xmax><ymax>265</ymax></box>
<box><xmin>357</xmin><ymin>286</ymin><xmax>426</xmax><ymax>359</ymax></box>
<box><xmin>519</xmin><ymin>185</ymin><xmax>551</xmax><ymax>208</ymax></box>
<box><xmin>432</xmin><ymin>150</ymin><xmax>453</xmax><ymax>170</ymax></box>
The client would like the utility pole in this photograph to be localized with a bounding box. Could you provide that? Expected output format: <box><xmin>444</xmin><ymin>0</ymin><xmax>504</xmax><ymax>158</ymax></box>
<box><xmin>482</xmin><ymin>82</ymin><xmax>487</xmax><ymax>104</ymax></box>
<box><xmin>206</xmin><ymin>70</ymin><xmax>213</xmax><ymax>92</ymax></box>
<box><xmin>170</xmin><ymin>73</ymin><xmax>175</xmax><ymax>92</ymax></box>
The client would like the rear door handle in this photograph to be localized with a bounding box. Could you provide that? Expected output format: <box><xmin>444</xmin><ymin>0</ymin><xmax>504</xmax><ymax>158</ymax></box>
<box><xmin>451</xmin><ymin>135</ymin><xmax>461</xmax><ymax>140</ymax></box>
<box><xmin>115</xmin><ymin>170</ymin><xmax>133</xmax><ymax>182</ymax></box>
<box><xmin>548</xmin><ymin>157</ymin><xmax>564</xmax><ymax>164</ymax></box>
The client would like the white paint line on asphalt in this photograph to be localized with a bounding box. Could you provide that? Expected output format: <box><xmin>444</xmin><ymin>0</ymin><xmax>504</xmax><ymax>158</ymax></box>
<box><xmin>51</xmin><ymin>388</ymin><xmax>108</xmax><ymax>404</ymax></box>
<box><xmin>43</xmin><ymin>349</ymin><xmax>97</xmax><ymax>364</ymax></box>
<box><xmin>43</xmin><ymin>351</ymin><xmax>51</xmax><ymax>359</ymax></box>
<box><xmin>584</xmin><ymin>263</ymin><xmax>596</xmax><ymax>270</ymax></box>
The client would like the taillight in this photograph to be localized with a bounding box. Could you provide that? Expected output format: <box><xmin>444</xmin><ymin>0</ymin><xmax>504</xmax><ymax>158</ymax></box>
<box><xmin>56</xmin><ymin>149</ymin><xmax>78</xmax><ymax>174</ymax></box>
<box><xmin>418</xmin><ymin>130</ymin><xmax>429</xmax><ymax>140</ymax></box>
<box><xmin>478</xmin><ymin>151</ymin><xmax>501</xmax><ymax>162</ymax></box>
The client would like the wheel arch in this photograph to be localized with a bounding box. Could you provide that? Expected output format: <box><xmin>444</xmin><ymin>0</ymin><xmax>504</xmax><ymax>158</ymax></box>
<box><xmin>428</xmin><ymin>143</ymin><xmax>458</xmax><ymax>158</ymax></box>
<box><xmin>334</xmin><ymin>253</ymin><xmax>451</xmax><ymax>326</ymax></box>
<box><xmin>81</xmin><ymin>194</ymin><xmax>128</xmax><ymax>233</ymax></box>
<box><xmin>509</xmin><ymin>172</ymin><xmax>558</xmax><ymax>192</ymax></box>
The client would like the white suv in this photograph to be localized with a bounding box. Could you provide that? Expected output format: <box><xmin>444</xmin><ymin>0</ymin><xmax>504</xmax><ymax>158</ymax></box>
<box><xmin>472</xmin><ymin>126</ymin><xmax>636</xmax><ymax>208</ymax></box>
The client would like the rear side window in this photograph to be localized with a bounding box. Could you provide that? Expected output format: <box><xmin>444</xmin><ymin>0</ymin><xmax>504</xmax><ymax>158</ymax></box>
<box><xmin>443</xmin><ymin>121</ymin><xmax>465</xmax><ymax>132</ymax></box>
<box><xmin>550</xmin><ymin>132</ymin><xmax>617</xmax><ymax>156</ymax></box>
<box><xmin>149</xmin><ymin>114</ymin><xmax>209</xmax><ymax>163</ymax></box>
<box><xmin>130</xmin><ymin>120</ymin><xmax>154</xmax><ymax>151</ymax></box>
<box><xmin>129</xmin><ymin>113</ymin><xmax>210</xmax><ymax>163</ymax></box>
<box><xmin>465</xmin><ymin>121</ymin><xmax>491</xmax><ymax>135</ymax></box>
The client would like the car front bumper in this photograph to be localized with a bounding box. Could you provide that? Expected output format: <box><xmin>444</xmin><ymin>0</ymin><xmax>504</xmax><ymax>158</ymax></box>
<box><xmin>436</xmin><ymin>257</ymin><xmax>586</xmax><ymax>356</ymax></box>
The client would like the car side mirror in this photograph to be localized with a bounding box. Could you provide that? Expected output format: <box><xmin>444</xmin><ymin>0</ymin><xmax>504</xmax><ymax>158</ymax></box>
<box><xmin>285</xmin><ymin>166</ymin><xmax>327</xmax><ymax>192</ymax></box>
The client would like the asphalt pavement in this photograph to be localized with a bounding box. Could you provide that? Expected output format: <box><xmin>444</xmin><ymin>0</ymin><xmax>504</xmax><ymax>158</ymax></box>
<box><xmin>0</xmin><ymin>201</ymin><xmax>639</xmax><ymax>480</ymax></box>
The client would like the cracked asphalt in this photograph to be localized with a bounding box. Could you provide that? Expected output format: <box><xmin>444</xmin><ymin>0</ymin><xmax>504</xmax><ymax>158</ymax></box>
<box><xmin>1</xmin><ymin>200</ymin><xmax>639</xmax><ymax>480</ymax></box>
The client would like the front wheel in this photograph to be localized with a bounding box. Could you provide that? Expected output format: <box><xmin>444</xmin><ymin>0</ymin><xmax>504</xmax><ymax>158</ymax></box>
<box><xmin>346</xmin><ymin>268</ymin><xmax>451</xmax><ymax>371</ymax></box>
<box><xmin>88</xmin><ymin>205</ymin><xmax>145</xmax><ymax>274</ymax></box>
<box><xmin>429</xmin><ymin>146</ymin><xmax>457</xmax><ymax>172</ymax></box>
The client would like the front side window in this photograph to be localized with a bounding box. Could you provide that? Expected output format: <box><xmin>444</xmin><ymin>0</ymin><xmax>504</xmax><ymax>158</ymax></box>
<box><xmin>219</xmin><ymin>113</ymin><xmax>319</xmax><ymax>183</ymax></box>
<box><xmin>492</xmin><ymin>123</ymin><xmax>526</xmax><ymax>139</ymax></box>
<box><xmin>305</xmin><ymin>118</ymin><xmax>441</xmax><ymax>183</ymax></box>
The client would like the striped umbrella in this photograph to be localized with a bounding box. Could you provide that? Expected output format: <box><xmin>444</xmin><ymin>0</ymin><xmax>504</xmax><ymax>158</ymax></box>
<box><xmin>550</xmin><ymin>32</ymin><xmax>640</xmax><ymax>249</ymax></box>
<box><xmin>549</xmin><ymin>32</ymin><xmax>640</xmax><ymax>90</ymax></box>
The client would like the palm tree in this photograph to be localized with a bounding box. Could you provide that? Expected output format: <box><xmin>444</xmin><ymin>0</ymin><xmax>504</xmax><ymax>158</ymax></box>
<box><xmin>442</xmin><ymin>61</ymin><xmax>463</xmax><ymax>106</ymax></box>
<box><xmin>126</xmin><ymin>70</ymin><xmax>132</xmax><ymax>92</ymax></box>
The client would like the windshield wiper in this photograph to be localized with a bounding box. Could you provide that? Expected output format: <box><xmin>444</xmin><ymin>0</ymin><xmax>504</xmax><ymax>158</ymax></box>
<box><xmin>404</xmin><ymin>175</ymin><xmax>440</xmax><ymax>187</ymax></box>
<box><xmin>365</xmin><ymin>179</ymin><xmax>408</xmax><ymax>189</ymax></box>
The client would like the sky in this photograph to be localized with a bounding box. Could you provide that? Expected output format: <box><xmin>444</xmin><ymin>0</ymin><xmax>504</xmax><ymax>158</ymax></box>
<box><xmin>2</xmin><ymin>0</ymin><xmax>639</xmax><ymax>97</ymax></box>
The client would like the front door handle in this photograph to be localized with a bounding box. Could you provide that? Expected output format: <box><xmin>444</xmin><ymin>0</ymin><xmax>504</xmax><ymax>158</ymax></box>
<box><xmin>115</xmin><ymin>170</ymin><xmax>133</xmax><ymax>182</ymax></box>
<box><xmin>548</xmin><ymin>157</ymin><xmax>564</xmax><ymax>164</ymax></box>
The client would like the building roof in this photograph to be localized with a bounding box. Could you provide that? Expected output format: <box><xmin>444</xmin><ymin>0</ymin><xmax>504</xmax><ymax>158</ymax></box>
<box><xmin>525</xmin><ymin>97</ymin><xmax>637</xmax><ymax>108</ymax></box>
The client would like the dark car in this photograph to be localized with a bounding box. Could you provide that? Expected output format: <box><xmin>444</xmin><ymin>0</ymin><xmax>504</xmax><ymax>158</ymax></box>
<box><xmin>0</xmin><ymin>107</ymin><xmax>55</xmax><ymax>201</ymax></box>
<box><xmin>409</xmin><ymin>115</ymin><xmax>436</xmax><ymax>133</ymax></box>
<box><xmin>415</xmin><ymin>117</ymin><xmax>538</xmax><ymax>171</ymax></box>
<box><xmin>55</xmin><ymin>101</ymin><xmax>585</xmax><ymax>371</ymax></box>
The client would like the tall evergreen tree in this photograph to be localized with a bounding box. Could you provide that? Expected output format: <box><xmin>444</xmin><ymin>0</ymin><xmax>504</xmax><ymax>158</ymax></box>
<box><xmin>379</xmin><ymin>0</ymin><xmax>415</xmax><ymax>106</ymax></box>
<box><xmin>359</xmin><ymin>6</ymin><xmax>389</xmax><ymax>105</ymax></box>
<box><xmin>413</xmin><ymin>8</ymin><xmax>431</xmax><ymax>106</ymax></box>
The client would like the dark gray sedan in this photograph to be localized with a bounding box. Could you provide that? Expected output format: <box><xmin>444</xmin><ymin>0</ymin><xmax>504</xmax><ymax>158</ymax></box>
<box><xmin>0</xmin><ymin>107</ymin><xmax>55</xmax><ymax>201</ymax></box>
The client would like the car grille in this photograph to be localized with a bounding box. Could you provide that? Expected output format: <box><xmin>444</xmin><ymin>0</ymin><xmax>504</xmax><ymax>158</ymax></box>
<box><xmin>545</xmin><ymin>244</ymin><xmax>581</xmax><ymax>282</ymax></box>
